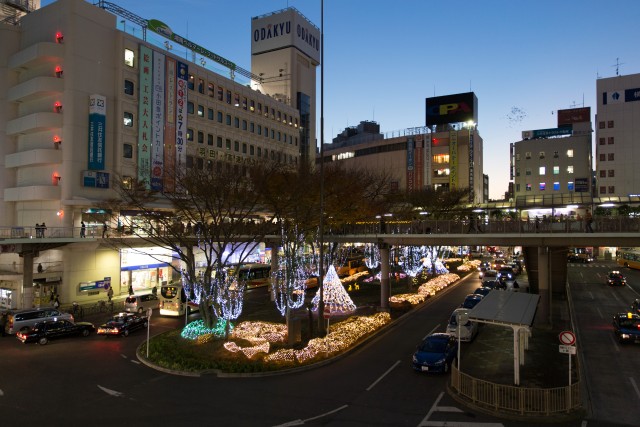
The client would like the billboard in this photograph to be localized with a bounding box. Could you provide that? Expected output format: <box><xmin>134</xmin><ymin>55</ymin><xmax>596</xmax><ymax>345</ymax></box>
<box><xmin>449</xmin><ymin>130</ymin><xmax>458</xmax><ymax>189</ymax></box>
<box><xmin>522</xmin><ymin>127</ymin><xmax>572</xmax><ymax>139</ymax></box>
<box><xmin>175</xmin><ymin>61</ymin><xmax>188</xmax><ymax>182</ymax></box>
<box><xmin>557</xmin><ymin>107</ymin><xmax>590</xmax><ymax>126</ymax></box>
<box><xmin>251</xmin><ymin>8</ymin><xmax>320</xmax><ymax>65</ymax></box>
<box><xmin>137</xmin><ymin>45</ymin><xmax>153</xmax><ymax>188</ymax></box>
<box><xmin>88</xmin><ymin>94</ymin><xmax>106</xmax><ymax>170</ymax></box>
<box><xmin>426</xmin><ymin>92</ymin><xmax>477</xmax><ymax>126</ymax></box>
<box><xmin>151</xmin><ymin>51</ymin><xmax>165</xmax><ymax>192</ymax></box>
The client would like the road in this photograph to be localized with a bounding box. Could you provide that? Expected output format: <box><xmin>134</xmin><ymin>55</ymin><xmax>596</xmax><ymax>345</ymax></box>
<box><xmin>0</xmin><ymin>261</ymin><xmax>636</xmax><ymax>426</ymax></box>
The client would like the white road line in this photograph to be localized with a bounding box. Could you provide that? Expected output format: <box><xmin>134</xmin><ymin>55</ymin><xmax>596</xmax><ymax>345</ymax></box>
<box><xmin>131</xmin><ymin>360</ymin><xmax>141</xmax><ymax>365</ymax></box>
<box><xmin>0</xmin><ymin>389</ymin><xmax>4</xmax><ymax>396</ymax></box>
<box><xmin>436</xmin><ymin>406</ymin><xmax>463</xmax><ymax>412</ymax></box>
<box><xmin>120</xmin><ymin>354</ymin><xmax>128</xmax><ymax>359</ymax></box>
<box><xmin>596</xmin><ymin>307</ymin><xmax>603</xmax><ymax>319</ymax></box>
<box><xmin>423</xmin><ymin>324</ymin><xmax>440</xmax><ymax>340</ymax></box>
<box><xmin>97</xmin><ymin>385</ymin><xmax>123</xmax><ymax>397</ymax></box>
<box><xmin>588</xmin><ymin>291</ymin><xmax>594</xmax><ymax>300</ymax></box>
<box><xmin>417</xmin><ymin>391</ymin><xmax>444</xmax><ymax>426</ymax></box>
<box><xmin>630</xmin><ymin>377</ymin><xmax>640</xmax><ymax>400</ymax></box>
<box><xmin>581</xmin><ymin>421</ymin><xmax>588</xmax><ymax>427</ymax></box>
<box><xmin>609</xmin><ymin>334</ymin><xmax>620</xmax><ymax>352</ymax></box>
<box><xmin>366</xmin><ymin>360</ymin><xmax>400</xmax><ymax>391</ymax></box>
<box><xmin>422</xmin><ymin>422</ymin><xmax>504</xmax><ymax>426</ymax></box>
<box><xmin>272</xmin><ymin>405</ymin><xmax>349</xmax><ymax>427</ymax></box>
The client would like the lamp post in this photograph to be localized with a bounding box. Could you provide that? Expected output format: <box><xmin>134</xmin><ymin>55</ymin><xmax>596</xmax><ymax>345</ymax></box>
<box><xmin>317</xmin><ymin>0</ymin><xmax>326</xmax><ymax>336</ymax></box>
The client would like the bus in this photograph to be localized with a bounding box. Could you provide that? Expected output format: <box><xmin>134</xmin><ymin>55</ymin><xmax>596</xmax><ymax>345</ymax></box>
<box><xmin>159</xmin><ymin>283</ymin><xmax>199</xmax><ymax>316</ymax></box>
<box><xmin>234</xmin><ymin>263</ymin><xmax>271</xmax><ymax>289</ymax></box>
<box><xmin>617</xmin><ymin>249</ymin><xmax>640</xmax><ymax>270</ymax></box>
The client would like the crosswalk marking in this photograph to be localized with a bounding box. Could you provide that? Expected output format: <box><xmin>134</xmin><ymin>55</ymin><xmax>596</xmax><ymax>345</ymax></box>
<box><xmin>418</xmin><ymin>392</ymin><xmax>504</xmax><ymax>427</ymax></box>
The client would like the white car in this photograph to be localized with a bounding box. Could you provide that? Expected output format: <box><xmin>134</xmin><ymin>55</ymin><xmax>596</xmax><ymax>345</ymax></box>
<box><xmin>446</xmin><ymin>308</ymin><xmax>479</xmax><ymax>342</ymax></box>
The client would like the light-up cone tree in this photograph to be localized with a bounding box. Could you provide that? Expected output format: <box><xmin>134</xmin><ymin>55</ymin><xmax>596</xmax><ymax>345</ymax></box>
<box><xmin>311</xmin><ymin>265</ymin><xmax>356</xmax><ymax>315</ymax></box>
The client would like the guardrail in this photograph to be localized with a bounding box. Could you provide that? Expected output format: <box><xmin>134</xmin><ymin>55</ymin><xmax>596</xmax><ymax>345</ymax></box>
<box><xmin>451</xmin><ymin>366</ymin><xmax>581</xmax><ymax>416</ymax></box>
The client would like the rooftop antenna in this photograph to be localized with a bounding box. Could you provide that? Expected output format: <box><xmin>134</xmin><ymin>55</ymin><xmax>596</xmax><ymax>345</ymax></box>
<box><xmin>613</xmin><ymin>57</ymin><xmax>624</xmax><ymax>76</ymax></box>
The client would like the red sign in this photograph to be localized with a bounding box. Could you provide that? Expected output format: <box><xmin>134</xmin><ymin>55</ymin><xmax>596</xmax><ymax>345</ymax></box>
<box><xmin>557</xmin><ymin>107</ymin><xmax>590</xmax><ymax>126</ymax></box>
<box><xmin>323</xmin><ymin>305</ymin><xmax>331</xmax><ymax>319</ymax></box>
<box><xmin>559</xmin><ymin>331</ymin><xmax>576</xmax><ymax>345</ymax></box>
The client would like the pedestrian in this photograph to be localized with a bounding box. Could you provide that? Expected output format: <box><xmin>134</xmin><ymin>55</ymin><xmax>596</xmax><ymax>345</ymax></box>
<box><xmin>535</xmin><ymin>217</ymin><xmax>540</xmax><ymax>233</ymax></box>
<box><xmin>80</xmin><ymin>221</ymin><xmax>86</xmax><ymax>238</ymax></box>
<box><xmin>128</xmin><ymin>283</ymin><xmax>134</xmax><ymax>296</ymax></box>
<box><xmin>53</xmin><ymin>296</ymin><xmax>60</xmax><ymax>309</ymax></box>
<box><xmin>41</xmin><ymin>222</ymin><xmax>47</xmax><ymax>237</ymax></box>
<box><xmin>107</xmin><ymin>286</ymin><xmax>113</xmax><ymax>302</ymax></box>
<box><xmin>0</xmin><ymin>310</ymin><xmax>7</xmax><ymax>336</ymax></box>
<box><xmin>35</xmin><ymin>223</ymin><xmax>41</xmax><ymax>238</ymax></box>
<box><xmin>102</xmin><ymin>221</ymin><xmax>108</xmax><ymax>238</ymax></box>
<box><xmin>585</xmin><ymin>209</ymin><xmax>594</xmax><ymax>233</ymax></box>
<box><xmin>152</xmin><ymin>285</ymin><xmax>158</xmax><ymax>296</ymax></box>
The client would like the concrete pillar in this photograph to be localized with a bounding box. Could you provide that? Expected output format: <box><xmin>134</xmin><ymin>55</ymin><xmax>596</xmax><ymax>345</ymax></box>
<box><xmin>537</xmin><ymin>246</ymin><xmax>551</xmax><ymax>326</ymax></box>
<box><xmin>380</xmin><ymin>245</ymin><xmax>390</xmax><ymax>310</ymax></box>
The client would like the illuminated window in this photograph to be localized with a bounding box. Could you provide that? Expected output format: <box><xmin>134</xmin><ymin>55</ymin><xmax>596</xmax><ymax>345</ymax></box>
<box><xmin>568</xmin><ymin>182</ymin><xmax>574</xmax><ymax>191</ymax></box>
<box><xmin>187</xmin><ymin>74</ymin><xmax>194</xmax><ymax>91</ymax></box>
<box><xmin>553</xmin><ymin>182</ymin><xmax>560</xmax><ymax>191</ymax></box>
<box><xmin>187</xmin><ymin>128</ymin><xmax>193</xmax><ymax>141</ymax></box>
<box><xmin>123</xmin><ymin>112</ymin><xmax>133</xmax><ymax>127</ymax></box>
<box><xmin>539</xmin><ymin>166</ymin><xmax>546</xmax><ymax>175</ymax></box>
<box><xmin>553</xmin><ymin>166</ymin><xmax>559</xmax><ymax>175</ymax></box>
<box><xmin>525</xmin><ymin>152</ymin><xmax>531</xmax><ymax>159</ymax></box>
<box><xmin>567</xmin><ymin>166</ymin><xmax>574</xmax><ymax>174</ymax></box>
<box><xmin>124</xmin><ymin>49</ymin><xmax>135</xmax><ymax>67</ymax></box>
<box><xmin>539</xmin><ymin>182</ymin><xmax>546</xmax><ymax>191</ymax></box>
<box><xmin>526</xmin><ymin>183</ymin><xmax>532</xmax><ymax>191</ymax></box>
<box><xmin>197</xmin><ymin>105</ymin><xmax>204</xmax><ymax>117</ymax></box>
<box><xmin>567</xmin><ymin>149</ymin><xmax>574</xmax><ymax>158</ymax></box>
<box><xmin>432</xmin><ymin>154</ymin><xmax>450</xmax><ymax>164</ymax></box>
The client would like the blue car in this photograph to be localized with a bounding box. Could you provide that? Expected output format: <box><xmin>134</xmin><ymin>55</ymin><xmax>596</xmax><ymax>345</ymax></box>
<box><xmin>412</xmin><ymin>333</ymin><xmax>458</xmax><ymax>373</ymax></box>
<box><xmin>461</xmin><ymin>293</ymin><xmax>484</xmax><ymax>309</ymax></box>
<box><xmin>612</xmin><ymin>312</ymin><xmax>640</xmax><ymax>343</ymax></box>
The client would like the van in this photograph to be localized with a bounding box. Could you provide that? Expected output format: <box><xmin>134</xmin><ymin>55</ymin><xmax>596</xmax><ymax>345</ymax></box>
<box><xmin>125</xmin><ymin>294</ymin><xmax>159</xmax><ymax>314</ymax></box>
<box><xmin>5</xmin><ymin>307</ymin><xmax>74</xmax><ymax>335</ymax></box>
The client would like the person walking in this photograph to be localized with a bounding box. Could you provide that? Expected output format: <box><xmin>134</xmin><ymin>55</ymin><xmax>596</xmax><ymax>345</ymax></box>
<box><xmin>80</xmin><ymin>221</ymin><xmax>86</xmax><ymax>238</ymax></box>
<box><xmin>102</xmin><ymin>221</ymin><xmax>108</xmax><ymax>238</ymax></box>
<box><xmin>585</xmin><ymin>209</ymin><xmax>594</xmax><ymax>233</ymax></box>
<box><xmin>107</xmin><ymin>286</ymin><xmax>113</xmax><ymax>302</ymax></box>
<box><xmin>53</xmin><ymin>295</ymin><xmax>60</xmax><ymax>309</ymax></box>
<box><xmin>41</xmin><ymin>222</ymin><xmax>47</xmax><ymax>237</ymax></box>
<box><xmin>128</xmin><ymin>283</ymin><xmax>134</xmax><ymax>296</ymax></box>
<box><xmin>35</xmin><ymin>223</ymin><xmax>41</xmax><ymax>238</ymax></box>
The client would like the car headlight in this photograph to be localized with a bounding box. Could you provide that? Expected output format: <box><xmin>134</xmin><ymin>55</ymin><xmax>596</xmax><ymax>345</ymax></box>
<box><xmin>435</xmin><ymin>358</ymin><xmax>446</xmax><ymax>365</ymax></box>
<box><xmin>622</xmin><ymin>333</ymin><xmax>630</xmax><ymax>339</ymax></box>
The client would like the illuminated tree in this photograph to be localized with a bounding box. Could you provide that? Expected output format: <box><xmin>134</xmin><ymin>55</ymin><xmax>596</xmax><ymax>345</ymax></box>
<box><xmin>311</xmin><ymin>265</ymin><xmax>356</xmax><ymax>315</ymax></box>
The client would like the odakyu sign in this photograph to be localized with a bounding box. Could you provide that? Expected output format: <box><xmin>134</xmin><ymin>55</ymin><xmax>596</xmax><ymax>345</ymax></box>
<box><xmin>251</xmin><ymin>8</ymin><xmax>321</xmax><ymax>65</ymax></box>
<box><xmin>426</xmin><ymin>92</ymin><xmax>478</xmax><ymax>127</ymax></box>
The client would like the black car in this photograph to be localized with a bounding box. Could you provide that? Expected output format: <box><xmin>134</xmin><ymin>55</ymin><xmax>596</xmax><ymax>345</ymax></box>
<box><xmin>97</xmin><ymin>312</ymin><xmax>148</xmax><ymax>337</ymax></box>
<box><xmin>606</xmin><ymin>271</ymin><xmax>627</xmax><ymax>286</ymax></box>
<box><xmin>612</xmin><ymin>312</ymin><xmax>640</xmax><ymax>343</ymax></box>
<box><xmin>482</xmin><ymin>279</ymin><xmax>506</xmax><ymax>290</ymax></box>
<box><xmin>16</xmin><ymin>319</ymin><xmax>95</xmax><ymax>345</ymax></box>
<box><xmin>474</xmin><ymin>286</ymin><xmax>492</xmax><ymax>297</ymax></box>
<box><xmin>461</xmin><ymin>294</ymin><xmax>484</xmax><ymax>310</ymax></box>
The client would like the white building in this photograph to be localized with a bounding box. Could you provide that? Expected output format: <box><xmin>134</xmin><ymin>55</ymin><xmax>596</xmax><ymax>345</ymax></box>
<box><xmin>0</xmin><ymin>0</ymin><xmax>318</xmax><ymax>309</ymax></box>
<box><xmin>596</xmin><ymin>73</ymin><xmax>640</xmax><ymax>197</ymax></box>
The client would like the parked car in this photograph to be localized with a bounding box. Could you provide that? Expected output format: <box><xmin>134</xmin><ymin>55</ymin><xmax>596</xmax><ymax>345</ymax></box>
<box><xmin>4</xmin><ymin>307</ymin><xmax>74</xmax><ymax>335</ymax></box>
<box><xmin>612</xmin><ymin>312</ymin><xmax>640</xmax><ymax>343</ymax></box>
<box><xmin>125</xmin><ymin>293</ymin><xmax>160</xmax><ymax>314</ymax></box>
<box><xmin>482</xmin><ymin>279</ymin><xmax>506</xmax><ymax>290</ymax></box>
<box><xmin>412</xmin><ymin>333</ymin><xmax>458</xmax><ymax>373</ymax></box>
<box><xmin>606</xmin><ymin>271</ymin><xmax>627</xmax><ymax>287</ymax></box>
<box><xmin>508</xmin><ymin>262</ymin><xmax>521</xmax><ymax>275</ymax></box>
<box><xmin>461</xmin><ymin>294</ymin><xmax>484</xmax><ymax>310</ymax></box>
<box><xmin>97</xmin><ymin>312</ymin><xmax>148</xmax><ymax>337</ymax></box>
<box><xmin>16</xmin><ymin>319</ymin><xmax>95</xmax><ymax>345</ymax></box>
<box><xmin>474</xmin><ymin>286</ymin><xmax>492</xmax><ymax>297</ymax></box>
<box><xmin>446</xmin><ymin>308</ymin><xmax>478</xmax><ymax>342</ymax></box>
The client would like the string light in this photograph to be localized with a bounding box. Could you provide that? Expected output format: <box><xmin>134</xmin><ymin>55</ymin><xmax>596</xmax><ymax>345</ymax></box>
<box><xmin>311</xmin><ymin>265</ymin><xmax>356</xmax><ymax>314</ymax></box>
<box><xmin>364</xmin><ymin>243</ymin><xmax>380</xmax><ymax>268</ymax></box>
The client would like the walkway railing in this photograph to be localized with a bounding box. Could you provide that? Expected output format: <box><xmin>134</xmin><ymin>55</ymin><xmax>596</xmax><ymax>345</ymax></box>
<box><xmin>451</xmin><ymin>366</ymin><xmax>581</xmax><ymax>416</ymax></box>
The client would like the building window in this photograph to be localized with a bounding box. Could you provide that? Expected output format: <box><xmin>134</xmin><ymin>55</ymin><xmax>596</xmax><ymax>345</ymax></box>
<box><xmin>124</xmin><ymin>79</ymin><xmax>134</xmax><ymax>95</ymax></box>
<box><xmin>234</xmin><ymin>93</ymin><xmax>240</xmax><ymax>107</ymax></box>
<box><xmin>226</xmin><ymin>90</ymin><xmax>232</xmax><ymax>104</ymax></box>
<box><xmin>257</xmin><ymin>125</ymin><xmax>262</xmax><ymax>135</ymax></box>
<box><xmin>186</xmin><ymin>155</ymin><xmax>194</xmax><ymax>168</ymax></box>
<box><xmin>553</xmin><ymin>166</ymin><xmax>559</xmax><ymax>175</ymax></box>
<box><xmin>250</xmin><ymin>100</ymin><xmax>255</xmax><ymax>111</ymax></box>
<box><xmin>217</xmin><ymin>86</ymin><xmax>224</xmax><ymax>101</ymax></box>
<box><xmin>123</xmin><ymin>112</ymin><xmax>133</xmax><ymax>127</ymax></box>
<box><xmin>225</xmin><ymin>139</ymin><xmax>231</xmax><ymax>150</ymax></box>
<box><xmin>207</xmin><ymin>134</ymin><xmax>213</xmax><ymax>146</ymax></box>
<box><xmin>599</xmin><ymin>153</ymin><xmax>606</xmax><ymax>161</ymax></box>
<box><xmin>539</xmin><ymin>166</ymin><xmax>546</xmax><ymax>175</ymax></box>
<box><xmin>197</xmin><ymin>157</ymin><xmax>204</xmax><ymax>169</ymax></box>
<box><xmin>525</xmin><ymin>152</ymin><xmax>531</xmax><ymax>159</ymax></box>
<box><xmin>608</xmin><ymin>153</ymin><xmax>615</xmax><ymax>161</ymax></box>
<box><xmin>515</xmin><ymin>154</ymin><xmax>520</xmax><ymax>161</ymax></box>
<box><xmin>250</xmin><ymin>145</ymin><xmax>255</xmax><ymax>155</ymax></box>
<box><xmin>226</xmin><ymin>114</ymin><xmax>231</xmax><ymax>126</ymax></box>
<box><xmin>234</xmin><ymin>117</ymin><xmax>240</xmax><ymax>128</ymax></box>
<box><xmin>609</xmin><ymin>169</ymin><xmax>615</xmax><ymax>177</ymax></box>
<box><xmin>553</xmin><ymin>151</ymin><xmax>559</xmax><ymax>158</ymax></box>
<box><xmin>539</xmin><ymin>151</ymin><xmax>545</xmax><ymax>159</ymax></box>
<box><xmin>608</xmin><ymin>137</ymin><xmax>614</xmax><ymax>144</ymax></box>
<box><xmin>567</xmin><ymin>149</ymin><xmax>574</xmax><ymax>158</ymax></box>
<box><xmin>433</xmin><ymin>154</ymin><xmax>450</xmax><ymax>164</ymax></box>
<box><xmin>598</xmin><ymin>121</ymin><xmax>605</xmax><ymax>129</ymax></box>
<box><xmin>257</xmin><ymin>147</ymin><xmax>262</xmax><ymax>157</ymax></box>
<box><xmin>197</xmin><ymin>105</ymin><xmax>204</xmax><ymax>117</ymax></box>
<box><xmin>124</xmin><ymin>49</ymin><xmax>135</xmax><ymax>67</ymax></box>
<box><xmin>265</xmin><ymin>127</ymin><xmax>270</xmax><ymax>138</ymax></box>
<box><xmin>250</xmin><ymin>122</ymin><xmax>255</xmax><ymax>133</ymax></box>
<box><xmin>217</xmin><ymin>136</ymin><xmax>223</xmax><ymax>148</ymax></box>
<box><xmin>208</xmin><ymin>108</ymin><xmax>214</xmax><ymax>120</ymax></box>
<box><xmin>600</xmin><ymin>170</ymin><xmax>606</xmax><ymax>178</ymax></box>
<box><xmin>187</xmin><ymin>128</ymin><xmax>193</xmax><ymax>141</ymax></box>
<box><xmin>208</xmin><ymin>83</ymin><xmax>214</xmax><ymax>97</ymax></box>
<box><xmin>234</xmin><ymin>141</ymin><xmax>239</xmax><ymax>152</ymax></box>
<box><xmin>553</xmin><ymin>182</ymin><xmax>560</xmax><ymax>191</ymax></box>
<box><xmin>123</xmin><ymin>143</ymin><xmax>133</xmax><ymax>158</ymax></box>
<box><xmin>526</xmin><ymin>184</ymin><xmax>532</xmax><ymax>191</ymax></box>
<box><xmin>197</xmin><ymin>131</ymin><xmax>204</xmax><ymax>144</ymax></box>
<box><xmin>198</xmin><ymin>79</ymin><xmax>204</xmax><ymax>94</ymax></box>
<box><xmin>568</xmin><ymin>182</ymin><xmax>574</xmax><ymax>191</ymax></box>
<box><xmin>609</xmin><ymin>186</ymin><xmax>615</xmax><ymax>193</ymax></box>
<box><xmin>599</xmin><ymin>186</ymin><xmax>606</xmax><ymax>194</ymax></box>
<box><xmin>515</xmin><ymin>184</ymin><xmax>520</xmax><ymax>192</ymax></box>
<box><xmin>242</xmin><ymin>143</ymin><xmax>247</xmax><ymax>154</ymax></box>
<box><xmin>608</xmin><ymin>120</ymin><xmax>614</xmax><ymax>128</ymax></box>
<box><xmin>525</xmin><ymin>168</ymin><xmax>531</xmax><ymax>176</ymax></box>
<box><xmin>539</xmin><ymin>182</ymin><xmax>546</xmax><ymax>191</ymax></box>
<box><xmin>188</xmin><ymin>74</ymin><xmax>194</xmax><ymax>91</ymax></box>
<box><xmin>243</xmin><ymin>97</ymin><xmax>248</xmax><ymax>110</ymax></box>
<box><xmin>217</xmin><ymin>111</ymin><xmax>223</xmax><ymax>123</ymax></box>
<box><xmin>599</xmin><ymin>137</ymin><xmax>605</xmax><ymax>145</ymax></box>
<box><xmin>567</xmin><ymin>165</ymin><xmax>574</xmax><ymax>174</ymax></box>
<box><xmin>242</xmin><ymin>120</ymin><xmax>247</xmax><ymax>131</ymax></box>
<box><xmin>187</xmin><ymin>102</ymin><xmax>194</xmax><ymax>114</ymax></box>
<box><xmin>515</xmin><ymin>168</ymin><xmax>520</xmax><ymax>177</ymax></box>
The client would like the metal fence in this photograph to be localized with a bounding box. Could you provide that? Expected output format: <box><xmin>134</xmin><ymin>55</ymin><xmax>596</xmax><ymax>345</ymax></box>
<box><xmin>450</xmin><ymin>366</ymin><xmax>581</xmax><ymax>416</ymax></box>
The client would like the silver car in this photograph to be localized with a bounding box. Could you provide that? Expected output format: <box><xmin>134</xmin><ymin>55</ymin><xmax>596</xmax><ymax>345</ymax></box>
<box><xmin>124</xmin><ymin>294</ymin><xmax>159</xmax><ymax>314</ymax></box>
<box><xmin>4</xmin><ymin>307</ymin><xmax>74</xmax><ymax>335</ymax></box>
<box><xmin>446</xmin><ymin>308</ymin><xmax>478</xmax><ymax>342</ymax></box>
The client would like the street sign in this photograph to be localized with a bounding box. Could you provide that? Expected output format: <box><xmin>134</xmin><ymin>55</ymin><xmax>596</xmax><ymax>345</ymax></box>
<box><xmin>559</xmin><ymin>330</ymin><xmax>576</xmax><ymax>345</ymax></box>
<box><xmin>559</xmin><ymin>344</ymin><xmax>576</xmax><ymax>355</ymax></box>
<box><xmin>323</xmin><ymin>306</ymin><xmax>330</xmax><ymax>319</ymax></box>
<box><xmin>147</xmin><ymin>308</ymin><xmax>153</xmax><ymax>319</ymax></box>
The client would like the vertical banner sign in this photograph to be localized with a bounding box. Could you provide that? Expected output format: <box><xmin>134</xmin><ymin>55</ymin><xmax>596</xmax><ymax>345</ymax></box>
<box><xmin>415</xmin><ymin>134</ymin><xmax>424</xmax><ymax>189</ymax></box>
<box><xmin>175</xmin><ymin>61</ymin><xmax>188</xmax><ymax>184</ymax></box>
<box><xmin>425</xmin><ymin>133</ymin><xmax>432</xmax><ymax>187</ymax></box>
<box><xmin>468</xmin><ymin>132</ymin><xmax>474</xmax><ymax>201</ymax></box>
<box><xmin>151</xmin><ymin>51</ymin><xmax>165</xmax><ymax>192</ymax></box>
<box><xmin>449</xmin><ymin>130</ymin><xmax>458</xmax><ymax>189</ymax></box>
<box><xmin>164</xmin><ymin>57</ymin><xmax>177</xmax><ymax>192</ymax></box>
<box><xmin>88</xmin><ymin>94</ymin><xmax>106</xmax><ymax>170</ymax></box>
<box><xmin>406</xmin><ymin>138</ymin><xmax>415</xmax><ymax>191</ymax></box>
<box><xmin>138</xmin><ymin>45</ymin><xmax>153</xmax><ymax>188</ymax></box>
